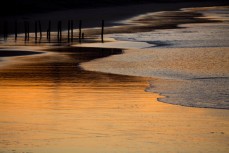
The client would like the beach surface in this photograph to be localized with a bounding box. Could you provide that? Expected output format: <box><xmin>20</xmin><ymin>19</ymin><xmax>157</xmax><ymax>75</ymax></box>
<box><xmin>0</xmin><ymin>3</ymin><xmax>229</xmax><ymax>153</ymax></box>
<box><xmin>0</xmin><ymin>46</ymin><xmax>228</xmax><ymax>153</ymax></box>
<box><xmin>80</xmin><ymin>6</ymin><xmax>229</xmax><ymax>109</ymax></box>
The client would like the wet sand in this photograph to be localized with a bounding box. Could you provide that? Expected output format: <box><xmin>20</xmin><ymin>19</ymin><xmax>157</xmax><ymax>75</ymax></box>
<box><xmin>0</xmin><ymin>46</ymin><xmax>229</xmax><ymax>153</ymax></box>
<box><xmin>81</xmin><ymin>47</ymin><xmax>229</xmax><ymax>108</ymax></box>
<box><xmin>80</xmin><ymin>6</ymin><xmax>229</xmax><ymax>109</ymax></box>
<box><xmin>0</xmin><ymin>5</ymin><xmax>229</xmax><ymax>153</ymax></box>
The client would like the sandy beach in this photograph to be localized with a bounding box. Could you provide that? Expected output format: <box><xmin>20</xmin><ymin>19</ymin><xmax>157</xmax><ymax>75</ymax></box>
<box><xmin>0</xmin><ymin>2</ymin><xmax>229</xmax><ymax>153</ymax></box>
<box><xmin>0</xmin><ymin>46</ymin><xmax>228</xmax><ymax>153</ymax></box>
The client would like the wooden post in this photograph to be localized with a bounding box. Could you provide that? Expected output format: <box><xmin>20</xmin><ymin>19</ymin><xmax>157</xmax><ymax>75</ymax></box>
<box><xmin>35</xmin><ymin>21</ymin><xmax>37</xmax><ymax>42</ymax></box>
<box><xmin>14</xmin><ymin>20</ymin><xmax>17</xmax><ymax>41</ymax></box>
<box><xmin>4</xmin><ymin>21</ymin><xmax>8</xmax><ymax>41</ymax></box>
<box><xmin>57</xmin><ymin>21</ymin><xmax>62</xmax><ymax>42</ymax></box>
<box><xmin>68</xmin><ymin>20</ymin><xmax>70</xmax><ymax>42</ymax></box>
<box><xmin>24</xmin><ymin>21</ymin><xmax>27</xmax><ymax>41</ymax></box>
<box><xmin>59</xmin><ymin>21</ymin><xmax>62</xmax><ymax>42</ymax></box>
<box><xmin>47</xmin><ymin>20</ymin><xmax>51</xmax><ymax>41</ymax></box>
<box><xmin>5</xmin><ymin>21</ymin><xmax>8</xmax><ymax>40</ymax></box>
<box><xmin>47</xmin><ymin>26</ymin><xmax>49</xmax><ymax>40</ymax></box>
<box><xmin>27</xmin><ymin>22</ymin><xmax>30</xmax><ymax>41</ymax></box>
<box><xmin>79</xmin><ymin>20</ymin><xmax>82</xmax><ymax>43</ymax></box>
<box><xmin>101</xmin><ymin>20</ymin><xmax>104</xmax><ymax>43</ymax></box>
<box><xmin>38</xmin><ymin>21</ymin><xmax>42</xmax><ymax>40</ymax></box>
<box><xmin>49</xmin><ymin>20</ymin><xmax>51</xmax><ymax>41</ymax></box>
<box><xmin>49</xmin><ymin>20</ymin><xmax>51</xmax><ymax>42</ymax></box>
<box><xmin>71</xmin><ymin>20</ymin><xmax>73</xmax><ymax>42</ymax></box>
<box><xmin>57</xmin><ymin>21</ymin><xmax>59</xmax><ymax>41</ymax></box>
<box><xmin>58</xmin><ymin>21</ymin><xmax>60</xmax><ymax>42</ymax></box>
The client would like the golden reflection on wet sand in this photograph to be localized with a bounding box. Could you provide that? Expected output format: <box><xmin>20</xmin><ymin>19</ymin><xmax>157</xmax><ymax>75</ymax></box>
<box><xmin>0</xmin><ymin>47</ymin><xmax>229</xmax><ymax>153</ymax></box>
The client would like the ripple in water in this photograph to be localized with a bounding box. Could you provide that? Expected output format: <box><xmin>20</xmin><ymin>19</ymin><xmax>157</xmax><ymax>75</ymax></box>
<box><xmin>82</xmin><ymin>7</ymin><xmax>229</xmax><ymax>109</ymax></box>
<box><xmin>146</xmin><ymin>77</ymin><xmax>229</xmax><ymax>109</ymax></box>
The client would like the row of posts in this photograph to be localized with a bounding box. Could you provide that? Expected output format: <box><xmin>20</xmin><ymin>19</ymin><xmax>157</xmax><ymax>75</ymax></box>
<box><xmin>2</xmin><ymin>20</ymin><xmax>105</xmax><ymax>43</ymax></box>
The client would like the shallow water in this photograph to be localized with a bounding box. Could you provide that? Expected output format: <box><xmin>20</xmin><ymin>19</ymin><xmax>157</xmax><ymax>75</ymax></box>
<box><xmin>0</xmin><ymin>47</ymin><xmax>229</xmax><ymax>153</ymax></box>
<box><xmin>0</xmin><ymin>48</ymin><xmax>155</xmax><ymax>152</ymax></box>
<box><xmin>109</xmin><ymin>7</ymin><xmax>229</xmax><ymax>48</ymax></box>
<box><xmin>81</xmin><ymin>6</ymin><xmax>229</xmax><ymax>109</ymax></box>
<box><xmin>0</xmin><ymin>6</ymin><xmax>229</xmax><ymax>153</ymax></box>
<box><xmin>109</xmin><ymin>22</ymin><xmax>229</xmax><ymax>48</ymax></box>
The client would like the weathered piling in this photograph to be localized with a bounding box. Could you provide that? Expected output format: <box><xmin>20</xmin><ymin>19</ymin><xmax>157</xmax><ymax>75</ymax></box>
<box><xmin>24</xmin><ymin>21</ymin><xmax>27</xmax><ymax>41</ymax></box>
<box><xmin>47</xmin><ymin>26</ymin><xmax>49</xmax><ymax>40</ymax></box>
<box><xmin>57</xmin><ymin>21</ymin><xmax>59</xmax><ymax>41</ymax></box>
<box><xmin>38</xmin><ymin>21</ymin><xmax>42</xmax><ymax>40</ymax></box>
<box><xmin>101</xmin><ymin>20</ymin><xmax>104</xmax><ymax>43</ymax></box>
<box><xmin>1</xmin><ymin>19</ymin><xmax>106</xmax><ymax>44</ymax></box>
<box><xmin>14</xmin><ymin>21</ymin><xmax>17</xmax><ymax>41</ymax></box>
<box><xmin>23</xmin><ymin>21</ymin><xmax>30</xmax><ymax>41</ymax></box>
<box><xmin>57</xmin><ymin>21</ymin><xmax>62</xmax><ymax>42</ymax></box>
<box><xmin>71</xmin><ymin>20</ymin><xmax>73</xmax><ymax>42</ymax></box>
<box><xmin>4</xmin><ymin>21</ymin><xmax>8</xmax><ymax>41</ymax></box>
<box><xmin>68</xmin><ymin>20</ymin><xmax>70</xmax><ymax>42</ymax></box>
<box><xmin>60</xmin><ymin>21</ymin><xmax>62</xmax><ymax>42</ymax></box>
<box><xmin>46</xmin><ymin>20</ymin><xmax>51</xmax><ymax>41</ymax></box>
<box><xmin>79</xmin><ymin>20</ymin><xmax>82</xmax><ymax>43</ymax></box>
<box><xmin>47</xmin><ymin>20</ymin><xmax>51</xmax><ymax>41</ymax></box>
<box><xmin>27</xmin><ymin>22</ymin><xmax>30</xmax><ymax>41</ymax></box>
<box><xmin>48</xmin><ymin>20</ymin><xmax>51</xmax><ymax>41</ymax></box>
<box><xmin>35</xmin><ymin>21</ymin><xmax>38</xmax><ymax>42</ymax></box>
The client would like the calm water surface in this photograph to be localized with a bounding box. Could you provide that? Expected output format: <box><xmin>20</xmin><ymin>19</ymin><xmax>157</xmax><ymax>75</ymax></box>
<box><xmin>1</xmin><ymin>6</ymin><xmax>229</xmax><ymax>153</ymax></box>
<box><xmin>0</xmin><ymin>48</ymin><xmax>158</xmax><ymax>153</ymax></box>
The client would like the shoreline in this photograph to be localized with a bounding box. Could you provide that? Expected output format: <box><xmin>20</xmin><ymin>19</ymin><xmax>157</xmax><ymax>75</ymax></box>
<box><xmin>0</xmin><ymin>5</ymin><xmax>229</xmax><ymax>153</ymax></box>
<box><xmin>80</xmin><ymin>6</ymin><xmax>229</xmax><ymax>109</ymax></box>
<box><xmin>0</xmin><ymin>4</ymin><xmax>228</xmax><ymax>110</ymax></box>
<box><xmin>0</xmin><ymin>1</ymin><xmax>228</xmax><ymax>34</ymax></box>
<box><xmin>0</xmin><ymin>5</ymin><xmax>228</xmax><ymax>110</ymax></box>
<box><xmin>0</xmin><ymin>47</ymin><xmax>228</xmax><ymax>152</ymax></box>
<box><xmin>1</xmin><ymin>5</ymin><xmax>224</xmax><ymax>46</ymax></box>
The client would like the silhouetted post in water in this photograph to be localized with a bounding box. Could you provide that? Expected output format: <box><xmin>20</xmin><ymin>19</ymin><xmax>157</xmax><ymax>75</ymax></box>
<box><xmin>57</xmin><ymin>21</ymin><xmax>62</xmax><ymax>42</ymax></box>
<box><xmin>68</xmin><ymin>20</ymin><xmax>70</xmax><ymax>42</ymax></box>
<box><xmin>49</xmin><ymin>20</ymin><xmax>51</xmax><ymax>41</ymax></box>
<box><xmin>24</xmin><ymin>21</ymin><xmax>27</xmax><ymax>41</ymax></box>
<box><xmin>47</xmin><ymin>26</ymin><xmax>49</xmax><ymax>40</ymax></box>
<box><xmin>79</xmin><ymin>20</ymin><xmax>82</xmax><ymax>43</ymax></box>
<box><xmin>23</xmin><ymin>21</ymin><xmax>30</xmax><ymax>41</ymax></box>
<box><xmin>35</xmin><ymin>21</ymin><xmax>38</xmax><ymax>42</ymax></box>
<box><xmin>27</xmin><ymin>22</ymin><xmax>30</xmax><ymax>41</ymax></box>
<box><xmin>57</xmin><ymin>21</ymin><xmax>59</xmax><ymax>42</ymax></box>
<box><xmin>82</xmin><ymin>33</ymin><xmax>84</xmax><ymax>39</ymax></box>
<box><xmin>4</xmin><ymin>21</ymin><xmax>8</xmax><ymax>41</ymax></box>
<box><xmin>38</xmin><ymin>21</ymin><xmax>42</xmax><ymax>40</ymax></box>
<box><xmin>101</xmin><ymin>20</ymin><xmax>104</xmax><ymax>43</ymax></box>
<box><xmin>47</xmin><ymin>20</ymin><xmax>51</xmax><ymax>41</ymax></box>
<box><xmin>60</xmin><ymin>21</ymin><xmax>62</xmax><ymax>42</ymax></box>
<box><xmin>71</xmin><ymin>20</ymin><xmax>73</xmax><ymax>42</ymax></box>
<box><xmin>14</xmin><ymin>21</ymin><xmax>17</xmax><ymax>41</ymax></box>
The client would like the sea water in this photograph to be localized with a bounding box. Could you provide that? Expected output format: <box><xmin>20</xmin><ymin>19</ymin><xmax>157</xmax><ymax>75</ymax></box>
<box><xmin>82</xmin><ymin>6</ymin><xmax>229</xmax><ymax>109</ymax></box>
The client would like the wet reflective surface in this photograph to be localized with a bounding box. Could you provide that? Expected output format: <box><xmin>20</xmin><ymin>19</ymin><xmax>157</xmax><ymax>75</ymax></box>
<box><xmin>0</xmin><ymin>47</ymin><xmax>229</xmax><ymax>153</ymax></box>
<box><xmin>82</xmin><ymin>6</ymin><xmax>229</xmax><ymax>109</ymax></box>
<box><xmin>0</xmin><ymin>6</ymin><xmax>229</xmax><ymax>153</ymax></box>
